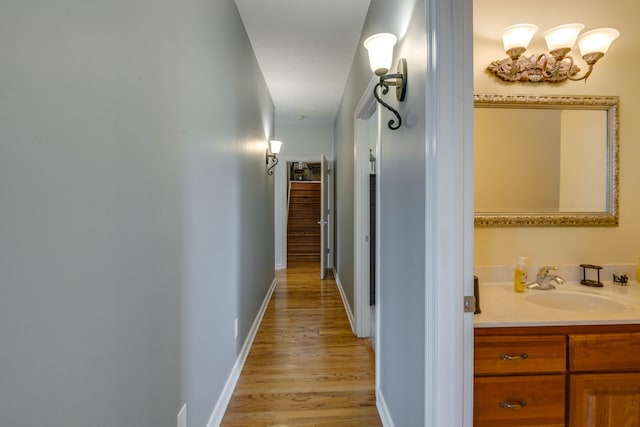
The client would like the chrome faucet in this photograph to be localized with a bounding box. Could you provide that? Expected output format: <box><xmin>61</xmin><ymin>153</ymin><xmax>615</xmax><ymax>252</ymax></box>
<box><xmin>527</xmin><ymin>266</ymin><xmax>565</xmax><ymax>290</ymax></box>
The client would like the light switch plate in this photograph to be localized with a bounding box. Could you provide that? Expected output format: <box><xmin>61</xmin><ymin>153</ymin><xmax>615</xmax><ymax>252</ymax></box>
<box><xmin>234</xmin><ymin>318</ymin><xmax>238</xmax><ymax>339</ymax></box>
<box><xmin>177</xmin><ymin>404</ymin><xmax>186</xmax><ymax>427</ymax></box>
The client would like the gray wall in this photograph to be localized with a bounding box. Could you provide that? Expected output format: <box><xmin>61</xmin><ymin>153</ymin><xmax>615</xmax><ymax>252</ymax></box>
<box><xmin>273</xmin><ymin>122</ymin><xmax>334</xmax><ymax>268</ymax></box>
<box><xmin>276</xmin><ymin>122</ymin><xmax>335</xmax><ymax>159</ymax></box>
<box><xmin>180</xmin><ymin>1</ymin><xmax>275</xmax><ymax>426</ymax></box>
<box><xmin>0</xmin><ymin>1</ymin><xmax>275</xmax><ymax>426</ymax></box>
<box><xmin>334</xmin><ymin>0</ymin><xmax>427</xmax><ymax>424</ymax></box>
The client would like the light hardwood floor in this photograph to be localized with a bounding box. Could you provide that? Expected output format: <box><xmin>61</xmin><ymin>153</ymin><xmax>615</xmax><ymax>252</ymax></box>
<box><xmin>220</xmin><ymin>262</ymin><xmax>382</xmax><ymax>426</ymax></box>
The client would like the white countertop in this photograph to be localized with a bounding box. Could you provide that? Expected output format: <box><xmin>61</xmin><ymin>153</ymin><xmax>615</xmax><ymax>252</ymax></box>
<box><xmin>474</xmin><ymin>280</ymin><xmax>640</xmax><ymax>328</ymax></box>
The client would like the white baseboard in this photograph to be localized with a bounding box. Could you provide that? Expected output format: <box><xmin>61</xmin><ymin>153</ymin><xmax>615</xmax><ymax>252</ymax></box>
<box><xmin>206</xmin><ymin>277</ymin><xmax>278</xmax><ymax>427</ymax></box>
<box><xmin>332</xmin><ymin>268</ymin><xmax>355</xmax><ymax>335</ymax></box>
<box><xmin>376</xmin><ymin>388</ymin><xmax>395</xmax><ymax>427</ymax></box>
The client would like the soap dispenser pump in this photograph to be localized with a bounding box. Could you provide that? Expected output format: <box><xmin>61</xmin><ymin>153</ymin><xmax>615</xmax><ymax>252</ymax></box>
<box><xmin>514</xmin><ymin>256</ymin><xmax>528</xmax><ymax>293</ymax></box>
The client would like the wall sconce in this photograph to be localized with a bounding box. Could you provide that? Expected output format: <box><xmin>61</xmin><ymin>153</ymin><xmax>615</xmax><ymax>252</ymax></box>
<box><xmin>266</xmin><ymin>140</ymin><xmax>282</xmax><ymax>175</ymax></box>
<box><xmin>488</xmin><ymin>23</ymin><xmax>620</xmax><ymax>83</ymax></box>
<box><xmin>363</xmin><ymin>33</ymin><xmax>407</xmax><ymax>130</ymax></box>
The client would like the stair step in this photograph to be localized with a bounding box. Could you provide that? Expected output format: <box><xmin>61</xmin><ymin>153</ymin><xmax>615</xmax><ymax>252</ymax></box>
<box><xmin>288</xmin><ymin>240</ymin><xmax>320</xmax><ymax>247</ymax></box>
<box><xmin>290</xmin><ymin>182</ymin><xmax>320</xmax><ymax>189</ymax></box>
<box><xmin>290</xmin><ymin>192</ymin><xmax>320</xmax><ymax>198</ymax></box>
<box><xmin>289</xmin><ymin>206</ymin><xmax>318</xmax><ymax>210</ymax></box>
<box><xmin>287</xmin><ymin>182</ymin><xmax>322</xmax><ymax>263</ymax></box>
<box><xmin>288</xmin><ymin>247</ymin><xmax>320</xmax><ymax>254</ymax></box>
<box><xmin>288</xmin><ymin>220</ymin><xmax>320</xmax><ymax>225</ymax></box>
<box><xmin>288</xmin><ymin>218</ymin><xmax>320</xmax><ymax>226</ymax></box>
<box><xmin>288</xmin><ymin>254</ymin><xmax>319</xmax><ymax>262</ymax></box>
<box><xmin>288</xmin><ymin>206</ymin><xmax>319</xmax><ymax>213</ymax></box>
<box><xmin>288</xmin><ymin>240</ymin><xmax>320</xmax><ymax>248</ymax></box>
<box><xmin>288</xmin><ymin>208</ymin><xmax>319</xmax><ymax>216</ymax></box>
<box><xmin>290</xmin><ymin>199</ymin><xmax>320</xmax><ymax>206</ymax></box>
<box><xmin>288</xmin><ymin>229</ymin><xmax>319</xmax><ymax>235</ymax></box>
<box><xmin>287</xmin><ymin>248</ymin><xmax>320</xmax><ymax>257</ymax></box>
<box><xmin>287</xmin><ymin>229</ymin><xmax>320</xmax><ymax>236</ymax></box>
<box><xmin>290</xmin><ymin>195</ymin><xmax>319</xmax><ymax>201</ymax></box>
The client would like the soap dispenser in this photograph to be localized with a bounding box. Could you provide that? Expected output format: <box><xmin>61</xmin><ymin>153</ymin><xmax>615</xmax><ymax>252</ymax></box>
<box><xmin>514</xmin><ymin>256</ymin><xmax>528</xmax><ymax>293</ymax></box>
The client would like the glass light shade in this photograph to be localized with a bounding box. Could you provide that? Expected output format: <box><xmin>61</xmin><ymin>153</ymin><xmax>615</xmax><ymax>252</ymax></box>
<box><xmin>577</xmin><ymin>28</ymin><xmax>620</xmax><ymax>55</ymax></box>
<box><xmin>269</xmin><ymin>140</ymin><xmax>282</xmax><ymax>154</ymax></box>
<box><xmin>363</xmin><ymin>33</ymin><xmax>397</xmax><ymax>75</ymax></box>
<box><xmin>500</xmin><ymin>24</ymin><xmax>539</xmax><ymax>51</ymax></box>
<box><xmin>543</xmin><ymin>23</ymin><xmax>585</xmax><ymax>51</ymax></box>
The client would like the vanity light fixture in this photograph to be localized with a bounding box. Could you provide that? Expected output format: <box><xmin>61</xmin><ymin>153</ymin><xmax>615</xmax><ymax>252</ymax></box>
<box><xmin>363</xmin><ymin>33</ymin><xmax>407</xmax><ymax>130</ymax></box>
<box><xmin>488</xmin><ymin>23</ymin><xmax>620</xmax><ymax>83</ymax></box>
<box><xmin>266</xmin><ymin>140</ymin><xmax>282</xmax><ymax>176</ymax></box>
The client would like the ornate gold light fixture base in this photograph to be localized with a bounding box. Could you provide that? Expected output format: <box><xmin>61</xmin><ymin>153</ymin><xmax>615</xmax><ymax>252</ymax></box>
<box><xmin>488</xmin><ymin>54</ymin><xmax>581</xmax><ymax>83</ymax></box>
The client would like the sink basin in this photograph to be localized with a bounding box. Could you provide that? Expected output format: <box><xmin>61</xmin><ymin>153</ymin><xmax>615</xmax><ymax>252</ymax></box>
<box><xmin>525</xmin><ymin>290</ymin><xmax>632</xmax><ymax>313</ymax></box>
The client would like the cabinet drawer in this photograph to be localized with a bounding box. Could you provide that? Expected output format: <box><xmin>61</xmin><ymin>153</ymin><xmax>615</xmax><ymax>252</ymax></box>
<box><xmin>569</xmin><ymin>332</ymin><xmax>640</xmax><ymax>372</ymax></box>
<box><xmin>474</xmin><ymin>375</ymin><xmax>566</xmax><ymax>427</ymax></box>
<box><xmin>475</xmin><ymin>335</ymin><xmax>566</xmax><ymax>375</ymax></box>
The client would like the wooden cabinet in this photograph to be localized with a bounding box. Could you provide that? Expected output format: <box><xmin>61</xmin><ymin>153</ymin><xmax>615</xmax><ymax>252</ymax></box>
<box><xmin>475</xmin><ymin>375</ymin><xmax>565</xmax><ymax>427</ymax></box>
<box><xmin>474</xmin><ymin>334</ymin><xmax>566</xmax><ymax>427</ymax></box>
<box><xmin>569</xmin><ymin>332</ymin><xmax>640</xmax><ymax>372</ymax></box>
<box><xmin>475</xmin><ymin>334</ymin><xmax>566</xmax><ymax>375</ymax></box>
<box><xmin>569</xmin><ymin>373</ymin><xmax>640</xmax><ymax>427</ymax></box>
<box><xmin>568</xmin><ymin>332</ymin><xmax>640</xmax><ymax>427</ymax></box>
<box><xmin>475</xmin><ymin>325</ymin><xmax>640</xmax><ymax>427</ymax></box>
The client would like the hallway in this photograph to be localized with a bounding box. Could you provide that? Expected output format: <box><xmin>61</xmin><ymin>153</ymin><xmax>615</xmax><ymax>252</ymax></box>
<box><xmin>220</xmin><ymin>262</ymin><xmax>382</xmax><ymax>426</ymax></box>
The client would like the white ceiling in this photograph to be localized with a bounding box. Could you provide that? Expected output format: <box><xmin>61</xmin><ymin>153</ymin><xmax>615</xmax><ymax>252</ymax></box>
<box><xmin>235</xmin><ymin>0</ymin><xmax>371</xmax><ymax>125</ymax></box>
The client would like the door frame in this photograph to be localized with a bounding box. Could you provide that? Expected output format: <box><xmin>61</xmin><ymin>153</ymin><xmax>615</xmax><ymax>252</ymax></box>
<box><xmin>424</xmin><ymin>0</ymin><xmax>475</xmax><ymax>425</ymax></box>
<box><xmin>320</xmin><ymin>154</ymin><xmax>328</xmax><ymax>278</ymax></box>
<box><xmin>353</xmin><ymin>77</ymin><xmax>379</xmax><ymax>339</ymax></box>
<box><xmin>274</xmin><ymin>157</ymin><xmax>334</xmax><ymax>270</ymax></box>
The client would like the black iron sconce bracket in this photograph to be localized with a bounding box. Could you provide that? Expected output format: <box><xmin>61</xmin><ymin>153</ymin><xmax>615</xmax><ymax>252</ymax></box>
<box><xmin>373</xmin><ymin>58</ymin><xmax>407</xmax><ymax>130</ymax></box>
<box><xmin>266</xmin><ymin>154</ymin><xmax>278</xmax><ymax>176</ymax></box>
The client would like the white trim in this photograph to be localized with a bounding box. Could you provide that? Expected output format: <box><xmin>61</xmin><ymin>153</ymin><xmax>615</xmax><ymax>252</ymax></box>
<box><xmin>320</xmin><ymin>154</ymin><xmax>328</xmax><ymax>278</ymax></box>
<box><xmin>353</xmin><ymin>76</ymin><xmax>378</xmax><ymax>338</ymax></box>
<box><xmin>376</xmin><ymin>388</ymin><xmax>395</xmax><ymax>427</ymax></box>
<box><xmin>275</xmin><ymin>156</ymin><xmax>335</xmax><ymax>271</ymax></box>
<box><xmin>326</xmin><ymin>159</ymin><xmax>335</xmax><ymax>270</ymax></box>
<box><xmin>332</xmin><ymin>267</ymin><xmax>355</xmax><ymax>334</ymax></box>
<box><xmin>274</xmin><ymin>161</ymin><xmax>288</xmax><ymax>269</ymax></box>
<box><xmin>424</xmin><ymin>0</ymin><xmax>474</xmax><ymax>426</ymax></box>
<box><xmin>207</xmin><ymin>277</ymin><xmax>278</xmax><ymax>427</ymax></box>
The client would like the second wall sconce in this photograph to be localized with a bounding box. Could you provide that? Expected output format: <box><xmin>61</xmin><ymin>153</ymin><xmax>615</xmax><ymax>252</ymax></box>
<box><xmin>363</xmin><ymin>33</ymin><xmax>407</xmax><ymax>130</ymax></box>
<box><xmin>488</xmin><ymin>23</ymin><xmax>619</xmax><ymax>83</ymax></box>
<box><xmin>266</xmin><ymin>140</ymin><xmax>282</xmax><ymax>176</ymax></box>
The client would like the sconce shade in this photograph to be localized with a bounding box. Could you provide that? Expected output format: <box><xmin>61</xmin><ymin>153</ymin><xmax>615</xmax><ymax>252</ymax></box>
<box><xmin>269</xmin><ymin>140</ymin><xmax>282</xmax><ymax>154</ymax></box>
<box><xmin>543</xmin><ymin>23</ymin><xmax>585</xmax><ymax>52</ymax></box>
<box><xmin>489</xmin><ymin>22</ymin><xmax>619</xmax><ymax>83</ymax></box>
<box><xmin>363</xmin><ymin>33</ymin><xmax>397</xmax><ymax>75</ymax></box>
<box><xmin>266</xmin><ymin>140</ymin><xmax>282</xmax><ymax>175</ymax></box>
<box><xmin>500</xmin><ymin>24</ymin><xmax>538</xmax><ymax>52</ymax></box>
<box><xmin>577</xmin><ymin>28</ymin><xmax>620</xmax><ymax>56</ymax></box>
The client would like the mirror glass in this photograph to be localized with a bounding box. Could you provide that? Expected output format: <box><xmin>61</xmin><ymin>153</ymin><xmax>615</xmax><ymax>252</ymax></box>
<box><xmin>474</xmin><ymin>94</ymin><xmax>619</xmax><ymax>227</ymax></box>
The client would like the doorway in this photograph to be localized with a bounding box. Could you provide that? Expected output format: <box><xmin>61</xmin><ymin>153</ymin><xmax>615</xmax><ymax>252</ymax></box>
<box><xmin>354</xmin><ymin>77</ymin><xmax>380</xmax><ymax>341</ymax></box>
<box><xmin>275</xmin><ymin>156</ymin><xmax>333</xmax><ymax>276</ymax></box>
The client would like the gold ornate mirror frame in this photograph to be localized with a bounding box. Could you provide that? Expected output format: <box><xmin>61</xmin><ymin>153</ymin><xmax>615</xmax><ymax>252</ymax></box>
<box><xmin>474</xmin><ymin>94</ymin><xmax>619</xmax><ymax>227</ymax></box>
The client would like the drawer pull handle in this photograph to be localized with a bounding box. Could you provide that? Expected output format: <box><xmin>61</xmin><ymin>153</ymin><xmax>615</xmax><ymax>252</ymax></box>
<box><xmin>500</xmin><ymin>400</ymin><xmax>528</xmax><ymax>410</ymax></box>
<box><xmin>500</xmin><ymin>353</ymin><xmax>528</xmax><ymax>361</ymax></box>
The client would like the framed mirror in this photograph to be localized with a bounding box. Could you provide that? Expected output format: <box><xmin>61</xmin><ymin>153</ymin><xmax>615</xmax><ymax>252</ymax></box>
<box><xmin>474</xmin><ymin>94</ymin><xmax>619</xmax><ymax>227</ymax></box>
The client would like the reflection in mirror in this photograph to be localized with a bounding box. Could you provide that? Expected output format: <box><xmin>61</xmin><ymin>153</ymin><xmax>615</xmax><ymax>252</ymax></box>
<box><xmin>474</xmin><ymin>94</ymin><xmax>619</xmax><ymax>227</ymax></box>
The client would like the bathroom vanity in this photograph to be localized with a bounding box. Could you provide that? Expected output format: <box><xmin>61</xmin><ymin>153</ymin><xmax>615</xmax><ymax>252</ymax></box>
<box><xmin>474</xmin><ymin>282</ymin><xmax>640</xmax><ymax>427</ymax></box>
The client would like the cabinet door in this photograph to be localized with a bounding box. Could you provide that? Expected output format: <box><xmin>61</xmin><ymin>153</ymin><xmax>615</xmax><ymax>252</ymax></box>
<box><xmin>475</xmin><ymin>375</ymin><xmax>566</xmax><ymax>427</ymax></box>
<box><xmin>569</xmin><ymin>373</ymin><xmax>640</xmax><ymax>427</ymax></box>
